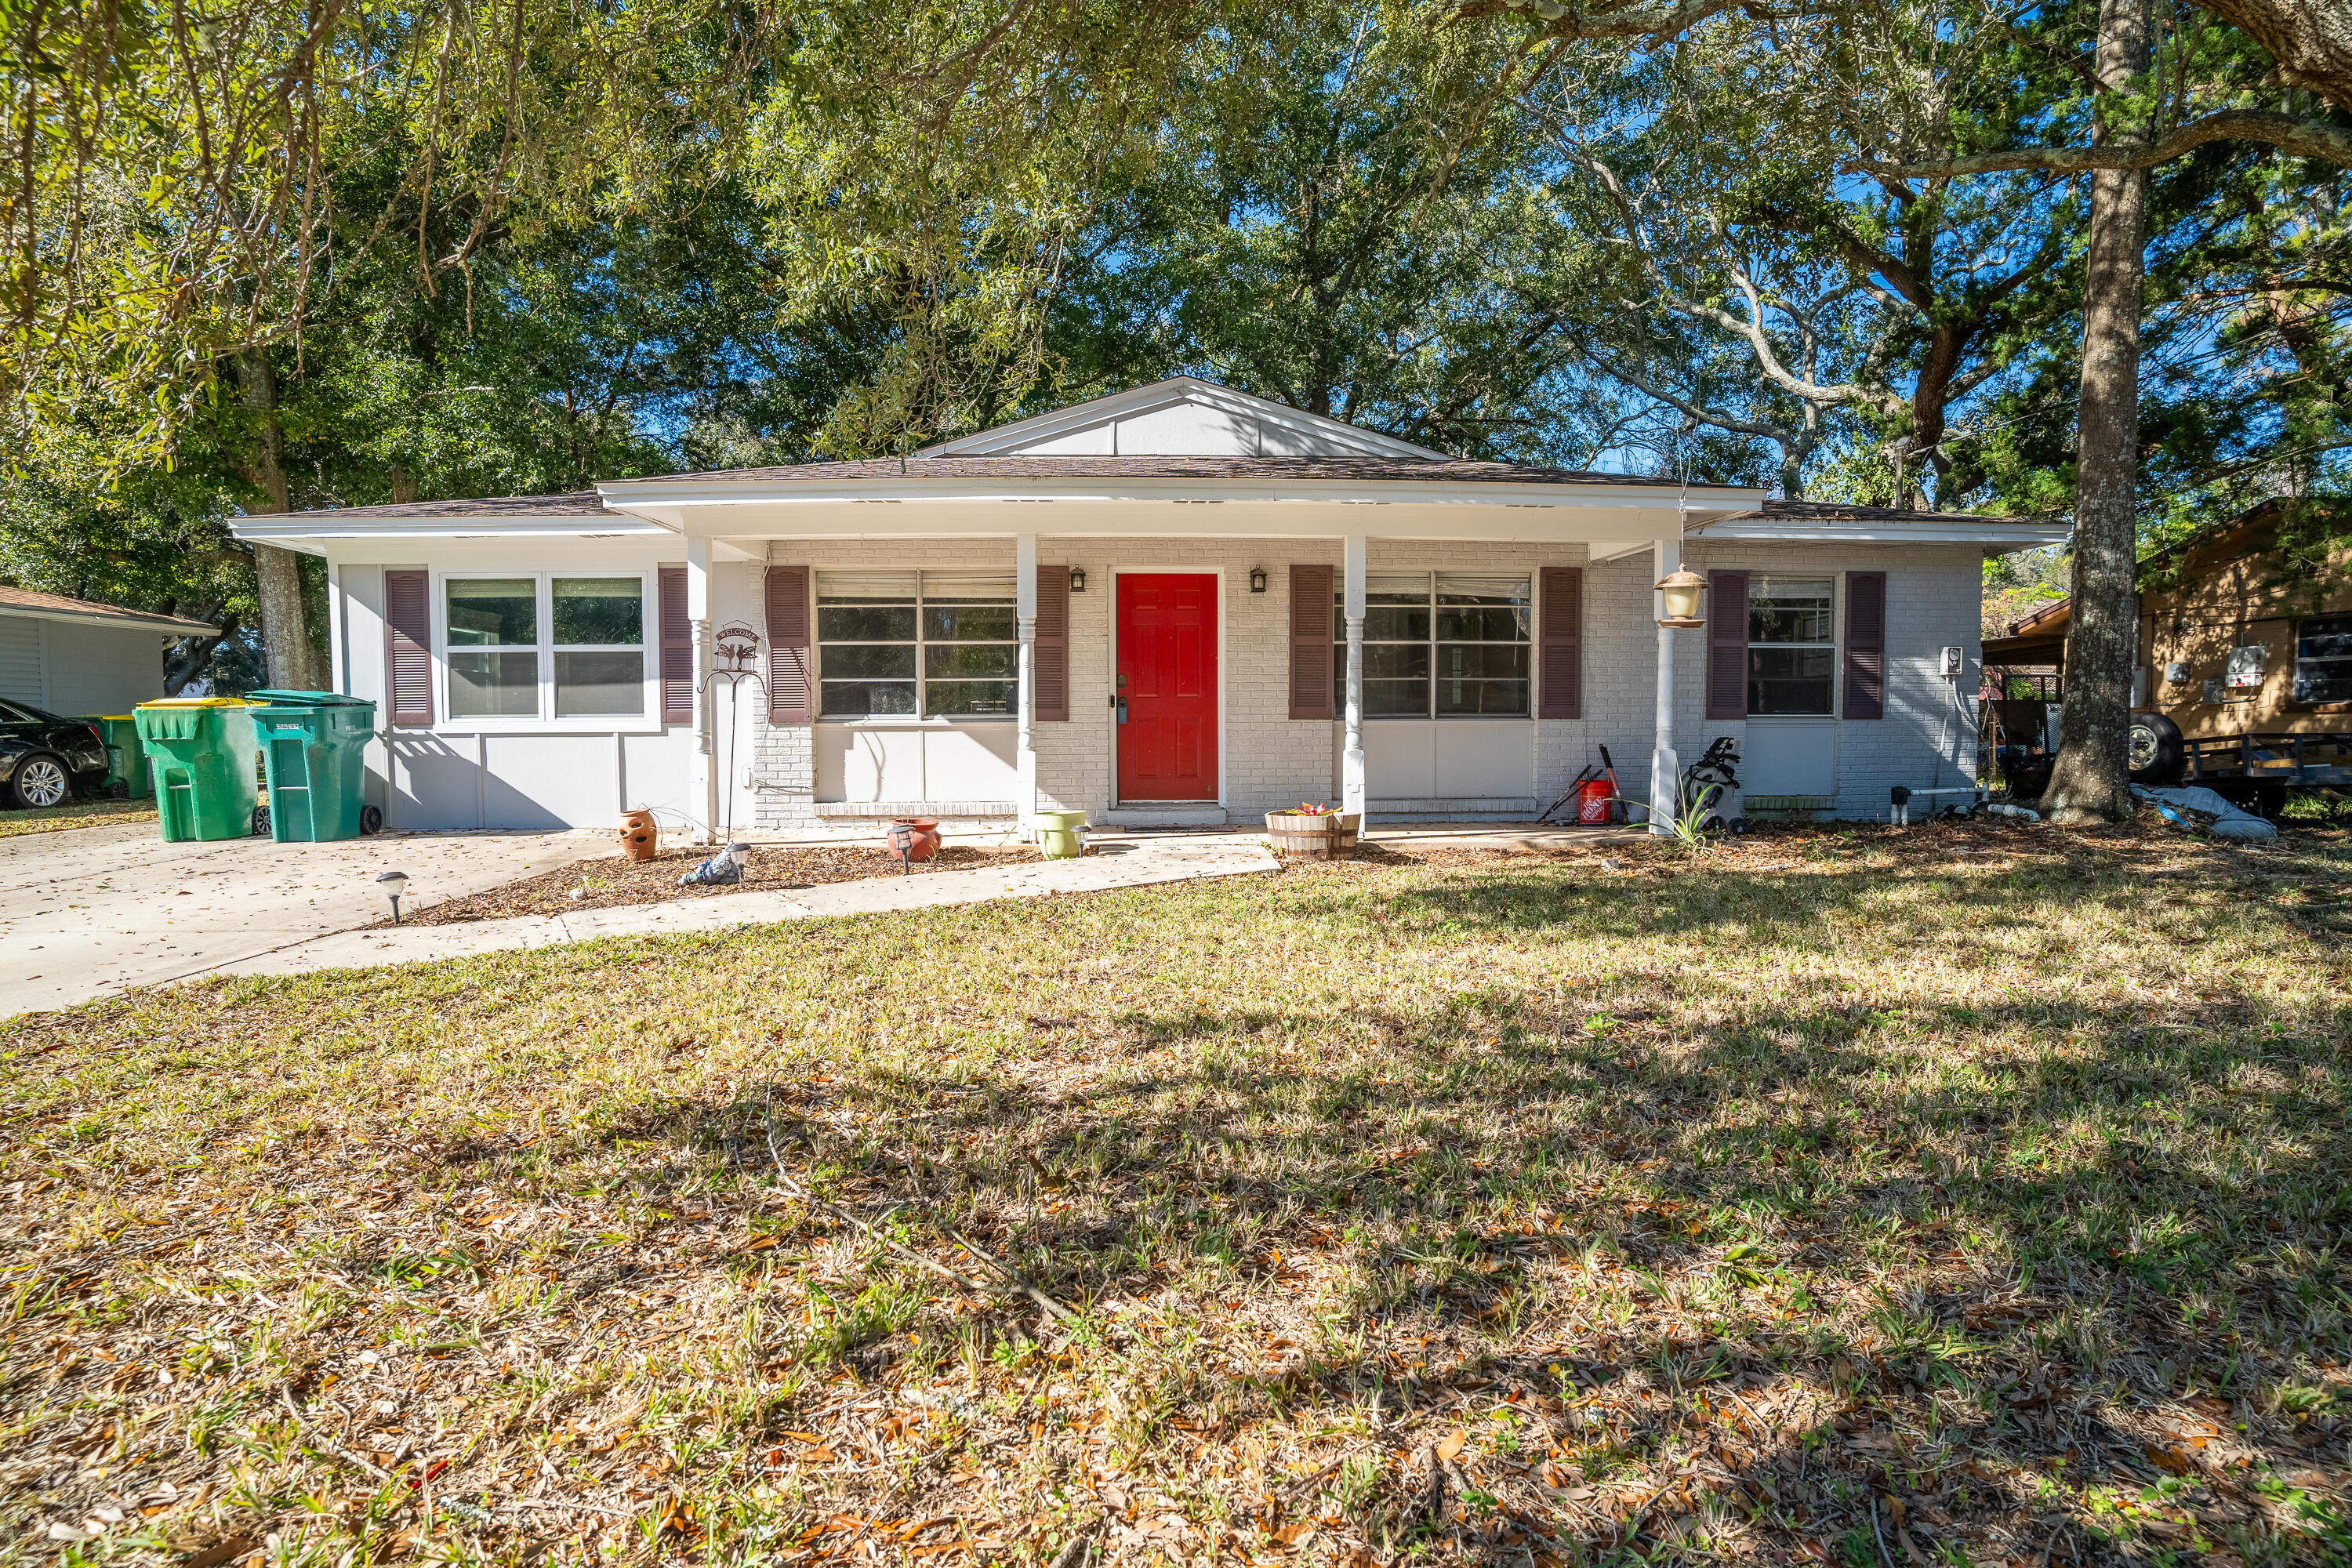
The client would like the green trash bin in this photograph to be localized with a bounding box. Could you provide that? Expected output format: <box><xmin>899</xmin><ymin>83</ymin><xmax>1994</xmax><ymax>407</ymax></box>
<box><xmin>134</xmin><ymin>699</ymin><xmax>260</xmax><ymax>841</ymax></box>
<box><xmin>71</xmin><ymin>715</ymin><xmax>151</xmax><ymax>799</ymax></box>
<box><xmin>245</xmin><ymin>690</ymin><xmax>380</xmax><ymax>841</ymax></box>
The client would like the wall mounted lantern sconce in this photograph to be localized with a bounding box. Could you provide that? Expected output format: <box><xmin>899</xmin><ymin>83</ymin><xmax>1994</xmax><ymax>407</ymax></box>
<box><xmin>1068</xmin><ymin>567</ymin><xmax>1087</xmax><ymax>593</ymax></box>
<box><xmin>1249</xmin><ymin>566</ymin><xmax>1269</xmax><ymax>594</ymax></box>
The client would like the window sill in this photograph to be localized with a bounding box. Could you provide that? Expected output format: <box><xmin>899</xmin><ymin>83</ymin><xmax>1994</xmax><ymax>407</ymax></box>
<box><xmin>427</xmin><ymin>717</ymin><xmax>667</xmax><ymax>736</ymax></box>
<box><xmin>815</xmin><ymin>715</ymin><xmax>1018</xmax><ymax>727</ymax></box>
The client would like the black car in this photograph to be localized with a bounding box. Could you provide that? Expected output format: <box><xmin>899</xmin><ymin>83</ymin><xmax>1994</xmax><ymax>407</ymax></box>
<box><xmin>0</xmin><ymin>699</ymin><xmax>111</xmax><ymax>808</ymax></box>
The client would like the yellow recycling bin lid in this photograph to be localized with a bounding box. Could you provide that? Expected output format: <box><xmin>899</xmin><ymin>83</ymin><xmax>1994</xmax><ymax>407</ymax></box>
<box><xmin>136</xmin><ymin>697</ymin><xmax>253</xmax><ymax>707</ymax></box>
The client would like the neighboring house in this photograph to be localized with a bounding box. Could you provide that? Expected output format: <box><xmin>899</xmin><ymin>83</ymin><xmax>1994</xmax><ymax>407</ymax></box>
<box><xmin>0</xmin><ymin>586</ymin><xmax>218</xmax><ymax>714</ymax></box>
<box><xmin>1982</xmin><ymin>498</ymin><xmax>2352</xmax><ymax>738</ymax></box>
<box><xmin>230</xmin><ymin>377</ymin><xmax>2065</xmax><ymax>837</ymax></box>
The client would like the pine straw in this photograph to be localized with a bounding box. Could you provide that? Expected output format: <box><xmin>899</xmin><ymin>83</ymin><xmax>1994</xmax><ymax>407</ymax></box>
<box><xmin>3</xmin><ymin>817</ymin><xmax>2349</xmax><ymax>1568</ymax></box>
<box><xmin>386</xmin><ymin>844</ymin><xmax>1041</xmax><ymax>927</ymax></box>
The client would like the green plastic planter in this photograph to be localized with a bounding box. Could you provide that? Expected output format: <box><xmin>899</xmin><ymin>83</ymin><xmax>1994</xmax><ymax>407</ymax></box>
<box><xmin>1034</xmin><ymin>808</ymin><xmax>1087</xmax><ymax>859</ymax></box>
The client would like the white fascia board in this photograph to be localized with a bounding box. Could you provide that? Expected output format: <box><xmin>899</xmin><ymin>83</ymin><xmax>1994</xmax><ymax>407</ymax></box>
<box><xmin>913</xmin><ymin>376</ymin><xmax>1456</xmax><ymax>461</ymax></box>
<box><xmin>599</xmin><ymin>477</ymin><xmax>1767</xmax><ymax>517</ymax></box>
<box><xmin>230</xmin><ymin>514</ymin><xmax>674</xmax><ymax>546</ymax></box>
<box><xmin>1</xmin><ymin>606</ymin><xmax>208</xmax><ymax>637</ymax></box>
<box><xmin>1690</xmin><ymin>518</ymin><xmax>2073</xmax><ymax>547</ymax></box>
<box><xmin>614</xmin><ymin>500</ymin><xmax>1730</xmax><ymax>546</ymax></box>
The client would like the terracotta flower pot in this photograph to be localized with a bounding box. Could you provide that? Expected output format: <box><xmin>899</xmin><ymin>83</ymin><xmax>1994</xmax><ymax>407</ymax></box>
<box><xmin>618</xmin><ymin>806</ymin><xmax>659</xmax><ymax>864</ymax></box>
<box><xmin>887</xmin><ymin>817</ymin><xmax>942</xmax><ymax>862</ymax></box>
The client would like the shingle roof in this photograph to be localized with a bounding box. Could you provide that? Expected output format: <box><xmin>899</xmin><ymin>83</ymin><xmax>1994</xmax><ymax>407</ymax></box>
<box><xmin>274</xmin><ymin>491</ymin><xmax>614</xmax><ymax>521</ymax></box>
<box><xmin>616</xmin><ymin>455</ymin><xmax>1740</xmax><ymax>487</ymax></box>
<box><xmin>0</xmin><ymin>585</ymin><xmax>218</xmax><ymax>634</ymax></box>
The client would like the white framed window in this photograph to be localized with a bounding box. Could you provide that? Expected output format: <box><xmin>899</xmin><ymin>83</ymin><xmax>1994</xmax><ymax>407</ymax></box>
<box><xmin>816</xmin><ymin>571</ymin><xmax>1018</xmax><ymax>719</ymax></box>
<box><xmin>1333</xmin><ymin>571</ymin><xmax>1532</xmax><ymax>718</ymax></box>
<box><xmin>441</xmin><ymin>572</ymin><xmax>649</xmax><ymax>724</ymax></box>
<box><xmin>1748</xmin><ymin>575</ymin><xmax>1835</xmax><ymax>715</ymax></box>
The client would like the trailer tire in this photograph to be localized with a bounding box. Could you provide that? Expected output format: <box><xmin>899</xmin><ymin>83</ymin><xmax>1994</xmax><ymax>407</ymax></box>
<box><xmin>2129</xmin><ymin>711</ymin><xmax>2186</xmax><ymax>785</ymax></box>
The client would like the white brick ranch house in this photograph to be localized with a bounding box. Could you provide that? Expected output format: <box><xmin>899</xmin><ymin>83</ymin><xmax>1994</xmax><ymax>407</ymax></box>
<box><xmin>231</xmin><ymin>378</ymin><xmax>2067</xmax><ymax>839</ymax></box>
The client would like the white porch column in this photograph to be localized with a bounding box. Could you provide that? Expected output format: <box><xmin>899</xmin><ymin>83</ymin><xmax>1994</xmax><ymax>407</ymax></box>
<box><xmin>688</xmin><ymin>537</ymin><xmax>716</xmax><ymax>846</ymax></box>
<box><xmin>1649</xmin><ymin>535</ymin><xmax>1682</xmax><ymax>837</ymax></box>
<box><xmin>1015</xmin><ymin>532</ymin><xmax>1038</xmax><ymax>840</ymax></box>
<box><xmin>1342</xmin><ymin>535</ymin><xmax>1367</xmax><ymax>820</ymax></box>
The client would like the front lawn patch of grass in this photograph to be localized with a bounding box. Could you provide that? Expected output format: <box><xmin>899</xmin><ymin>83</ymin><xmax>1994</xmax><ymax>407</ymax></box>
<box><xmin>2</xmin><ymin>818</ymin><xmax>2347</xmax><ymax>1566</ymax></box>
<box><xmin>0</xmin><ymin>796</ymin><xmax>156</xmax><ymax>837</ymax></box>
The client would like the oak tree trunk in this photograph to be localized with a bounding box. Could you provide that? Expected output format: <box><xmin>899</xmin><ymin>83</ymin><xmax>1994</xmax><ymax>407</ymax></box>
<box><xmin>238</xmin><ymin>350</ymin><xmax>330</xmax><ymax>693</ymax></box>
<box><xmin>2042</xmin><ymin>0</ymin><xmax>2154</xmax><ymax>823</ymax></box>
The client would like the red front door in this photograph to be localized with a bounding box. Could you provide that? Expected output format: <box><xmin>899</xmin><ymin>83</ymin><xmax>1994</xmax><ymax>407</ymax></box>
<box><xmin>1116</xmin><ymin>574</ymin><xmax>1218</xmax><ymax>801</ymax></box>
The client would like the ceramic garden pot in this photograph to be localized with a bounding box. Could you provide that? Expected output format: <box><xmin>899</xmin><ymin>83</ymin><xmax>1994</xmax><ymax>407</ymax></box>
<box><xmin>887</xmin><ymin>817</ymin><xmax>942</xmax><ymax>862</ymax></box>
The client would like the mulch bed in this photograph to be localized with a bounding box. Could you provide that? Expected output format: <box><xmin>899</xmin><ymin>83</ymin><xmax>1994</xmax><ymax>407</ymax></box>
<box><xmin>387</xmin><ymin>841</ymin><xmax>1040</xmax><ymax>926</ymax></box>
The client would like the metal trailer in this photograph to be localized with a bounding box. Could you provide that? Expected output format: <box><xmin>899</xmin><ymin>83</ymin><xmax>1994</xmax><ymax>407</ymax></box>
<box><xmin>2170</xmin><ymin>731</ymin><xmax>2352</xmax><ymax>817</ymax></box>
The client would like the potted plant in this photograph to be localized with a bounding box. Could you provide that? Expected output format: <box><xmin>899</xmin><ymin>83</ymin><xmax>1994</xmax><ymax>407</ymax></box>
<box><xmin>1264</xmin><ymin>801</ymin><xmax>1360</xmax><ymax>859</ymax></box>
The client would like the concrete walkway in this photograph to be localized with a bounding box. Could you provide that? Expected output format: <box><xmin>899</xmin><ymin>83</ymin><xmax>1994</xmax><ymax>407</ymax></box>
<box><xmin>2</xmin><ymin>824</ymin><xmax>603</xmax><ymax>1016</ymax></box>
<box><xmin>220</xmin><ymin>834</ymin><xmax>1279</xmax><ymax>980</ymax></box>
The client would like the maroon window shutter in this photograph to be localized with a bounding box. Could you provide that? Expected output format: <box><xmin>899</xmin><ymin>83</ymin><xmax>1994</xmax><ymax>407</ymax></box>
<box><xmin>1035</xmin><ymin>566</ymin><xmax>1069</xmax><ymax>721</ymax></box>
<box><xmin>1289</xmin><ymin>564</ymin><xmax>1335</xmax><ymax>720</ymax></box>
<box><xmin>766</xmin><ymin>564</ymin><xmax>812</xmax><ymax>724</ymax></box>
<box><xmin>1537</xmin><ymin>566</ymin><xmax>1582</xmax><ymax>720</ymax></box>
<box><xmin>1706</xmin><ymin>570</ymin><xmax>1749</xmax><ymax>720</ymax></box>
<box><xmin>384</xmin><ymin>568</ymin><xmax>434</xmax><ymax>728</ymax></box>
<box><xmin>1844</xmin><ymin>571</ymin><xmax>1887</xmax><ymax>720</ymax></box>
<box><xmin>659</xmin><ymin>567</ymin><xmax>693</xmax><ymax>725</ymax></box>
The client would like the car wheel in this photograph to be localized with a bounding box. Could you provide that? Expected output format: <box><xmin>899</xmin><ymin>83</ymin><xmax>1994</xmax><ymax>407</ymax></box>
<box><xmin>9</xmin><ymin>753</ymin><xmax>72</xmax><ymax>808</ymax></box>
<box><xmin>2128</xmin><ymin>711</ymin><xmax>2186</xmax><ymax>785</ymax></box>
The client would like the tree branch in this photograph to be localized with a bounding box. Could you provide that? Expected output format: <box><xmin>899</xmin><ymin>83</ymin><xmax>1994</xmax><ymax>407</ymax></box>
<box><xmin>1456</xmin><ymin>0</ymin><xmax>1802</xmax><ymax>40</ymax></box>
<box><xmin>1860</xmin><ymin>107</ymin><xmax>2352</xmax><ymax>176</ymax></box>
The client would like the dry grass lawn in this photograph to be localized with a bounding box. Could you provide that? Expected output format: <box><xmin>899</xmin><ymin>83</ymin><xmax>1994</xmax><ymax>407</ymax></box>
<box><xmin>2</xmin><ymin>818</ymin><xmax>2348</xmax><ymax>1568</ymax></box>
<box><xmin>0</xmin><ymin>798</ymin><xmax>157</xmax><ymax>839</ymax></box>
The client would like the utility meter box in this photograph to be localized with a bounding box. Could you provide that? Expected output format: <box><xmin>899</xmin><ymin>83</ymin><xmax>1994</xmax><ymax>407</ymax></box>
<box><xmin>2226</xmin><ymin>644</ymin><xmax>2267</xmax><ymax>690</ymax></box>
<box><xmin>1938</xmin><ymin>646</ymin><xmax>1965</xmax><ymax>678</ymax></box>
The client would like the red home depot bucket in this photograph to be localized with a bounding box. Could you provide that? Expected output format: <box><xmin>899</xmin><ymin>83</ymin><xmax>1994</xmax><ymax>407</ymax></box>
<box><xmin>1577</xmin><ymin>779</ymin><xmax>1613</xmax><ymax>825</ymax></box>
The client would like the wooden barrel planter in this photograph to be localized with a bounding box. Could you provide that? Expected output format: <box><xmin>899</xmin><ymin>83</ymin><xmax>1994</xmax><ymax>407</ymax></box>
<box><xmin>1265</xmin><ymin>811</ymin><xmax>1361</xmax><ymax>859</ymax></box>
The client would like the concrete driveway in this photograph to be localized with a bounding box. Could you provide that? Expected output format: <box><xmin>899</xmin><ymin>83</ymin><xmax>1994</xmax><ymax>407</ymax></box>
<box><xmin>2</xmin><ymin>823</ymin><xmax>601</xmax><ymax>1016</ymax></box>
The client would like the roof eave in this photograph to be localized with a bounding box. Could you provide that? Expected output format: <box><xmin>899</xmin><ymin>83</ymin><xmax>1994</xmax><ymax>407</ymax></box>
<box><xmin>1</xmin><ymin>603</ymin><xmax>216</xmax><ymax>636</ymax></box>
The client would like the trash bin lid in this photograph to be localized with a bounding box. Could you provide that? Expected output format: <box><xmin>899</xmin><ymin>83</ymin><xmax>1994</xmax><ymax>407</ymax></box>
<box><xmin>245</xmin><ymin>689</ymin><xmax>373</xmax><ymax>706</ymax></box>
<box><xmin>136</xmin><ymin>697</ymin><xmax>252</xmax><ymax>707</ymax></box>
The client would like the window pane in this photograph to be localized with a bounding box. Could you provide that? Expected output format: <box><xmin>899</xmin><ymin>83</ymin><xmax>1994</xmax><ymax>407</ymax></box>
<box><xmin>552</xmin><ymin>578</ymin><xmax>641</xmax><ymax>645</ymax></box>
<box><xmin>821</xmin><ymin>681</ymin><xmax>917</xmax><ymax>717</ymax></box>
<box><xmin>1334</xmin><ymin>576</ymin><xmax>1432</xmax><ymax>639</ymax></box>
<box><xmin>554</xmin><ymin>650</ymin><xmax>644</xmax><ymax>717</ymax></box>
<box><xmin>1436</xmin><ymin>574</ymin><xmax>1530</xmax><ymax>605</ymax></box>
<box><xmin>925</xmin><ymin>604</ymin><xmax>1017</xmax><ymax>641</ymax></box>
<box><xmin>920</xmin><ymin>572</ymin><xmax>1015</xmax><ymax>603</ymax></box>
<box><xmin>927</xmin><ymin>680</ymin><xmax>1017</xmax><ymax>717</ymax></box>
<box><xmin>449</xmin><ymin>651</ymin><xmax>539</xmax><ymax>716</ymax></box>
<box><xmin>2294</xmin><ymin>619</ymin><xmax>2352</xmax><ymax>703</ymax></box>
<box><xmin>1748</xmin><ymin>647</ymin><xmax>1835</xmax><ymax>714</ymax></box>
<box><xmin>823</xmin><ymin>644</ymin><xmax>917</xmax><ymax>681</ymax></box>
<box><xmin>2299</xmin><ymin>615</ymin><xmax>2352</xmax><ymax>662</ymax></box>
<box><xmin>1364</xmin><ymin>604</ymin><xmax>1431</xmax><ymax>642</ymax></box>
<box><xmin>1749</xmin><ymin>577</ymin><xmax>1835</xmax><ymax>644</ymax></box>
<box><xmin>1436</xmin><ymin>643</ymin><xmax>1531</xmax><ymax>681</ymax></box>
<box><xmin>926</xmin><ymin>643</ymin><xmax>1017</xmax><ymax>679</ymax></box>
<box><xmin>818</xmin><ymin>572</ymin><xmax>917</xmax><ymax>604</ymax></box>
<box><xmin>1436</xmin><ymin>679</ymin><xmax>1530</xmax><ymax>717</ymax></box>
<box><xmin>1436</xmin><ymin>605</ymin><xmax>1531</xmax><ymax>642</ymax></box>
<box><xmin>1361</xmin><ymin>642</ymin><xmax>1431</xmax><ymax>681</ymax></box>
<box><xmin>2297</xmin><ymin>662</ymin><xmax>2352</xmax><ymax>703</ymax></box>
<box><xmin>448</xmin><ymin>579</ymin><xmax>535</xmax><ymax>647</ymax></box>
<box><xmin>1363</xmin><ymin>680</ymin><xmax>1428</xmax><ymax>717</ymax></box>
<box><xmin>818</xmin><ymin>604</ymin><xmax>920</xmax><ymax>643</ymax></box>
